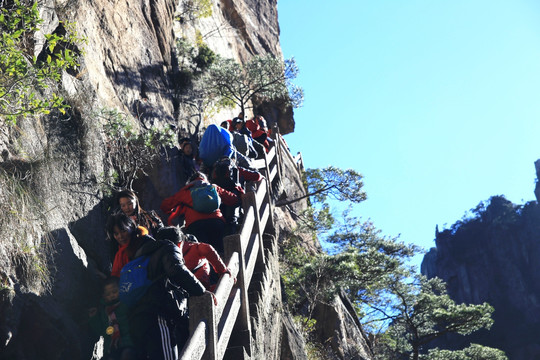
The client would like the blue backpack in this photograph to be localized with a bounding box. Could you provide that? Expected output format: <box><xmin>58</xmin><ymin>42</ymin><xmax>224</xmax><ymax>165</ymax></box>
<box><xmin>199</xmin><ymin>124</ymin><xmax>235</xmax><ymax>167</ymax></box>
<box><xmin>190</xmin><ymin>184</ymin><xmax>221</xmax><ymax>213</ymax></box>
<box><xmin>119</xmin><ymin>256</ymin><xmax>153</xmax><ymax>307</ymax></box>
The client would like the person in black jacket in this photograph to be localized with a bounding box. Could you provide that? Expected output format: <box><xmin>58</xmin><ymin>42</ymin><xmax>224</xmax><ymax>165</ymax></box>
<box><xmin>108</xmin><ymin>214</ymin><xmax>213</xmax><ymax>359</ymax></box>
<box><xmin>178</xmin><ymin>137</ymin><xmax>199</xmax><ymax>185</ymax></box>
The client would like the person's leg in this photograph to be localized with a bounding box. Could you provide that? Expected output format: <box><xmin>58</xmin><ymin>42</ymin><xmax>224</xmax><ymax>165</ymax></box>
<box><xmin>205</xmin><ymin>219</ymin><xmax>225</xmax><ymax>254</ymax></box>
<box><xmin>145</xmin><ymin>315</ymin><xmax>178</xmax><ymax>360</ymax></box>
<box><xmin>130</xmin><ymin>313</ymin><xmax>177</xmax><ymax>360</ymax></box>
<box><xmin>174</xmin><ymin>313</ymin><xmax>190</xmax><ymax>354</ymax></box>
<box><xmin>186</xmin><ymin>219</ymin><xmax>225</xmax><ymax>254</ymax></box>
<box><xmin>185</xmin><ymin>221</ymin><xmax>208</xmax><ymax>244</ymax></box>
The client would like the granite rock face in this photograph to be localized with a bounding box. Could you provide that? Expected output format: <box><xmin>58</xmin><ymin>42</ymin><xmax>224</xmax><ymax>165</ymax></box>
<box><xmin>311</xmin><ymin>292</ymin><xmax>374</xmax><ymax>360</ymax></box>
<box><xmin>0</xmin><ymin>0</ymin><xmax>333</xmax><ymax>359</ymax></box>
<box><xmin>422</xmin><ymin>194</ymin><xmax>540</xmax><ymax>360</ymax></box>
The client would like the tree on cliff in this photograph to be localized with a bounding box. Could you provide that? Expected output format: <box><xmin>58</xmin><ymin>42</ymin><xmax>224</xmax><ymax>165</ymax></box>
<box><xmin>100</xmin><ymin>108</ymin><xmax>175</xmax><ymax>190</ymax></box>
<box><xmin>282</xmin><ymin>208</ymin><xmax>506</xmax><ymax>359</ymax></box>
<box><xmin>282</xmin><ymin>209</ymin><xmax>420</xmax><ymax>325</ymax></box>
<box><xmin>176</xmin><ymin>0</ymin><xmax>213</xmax><ymax>23</ymax></box>
<box><xmin>0</xmin><ymin>0</ymin><xmax>82</xmax><ymax>124</ymax></box>
<box><xmin>204</xmin><ymin>54</ymin><xmax>304</xmax><ymax>116</ymax></box>
<box><xmin>277</xmin><ymin>166</ymin><xmax>367</xmax><ymax>208</ymax></box>
<box><xmin>373</xmin><ymin>276</ymin><xmax>506</xmax><ymax>360</ymax></box>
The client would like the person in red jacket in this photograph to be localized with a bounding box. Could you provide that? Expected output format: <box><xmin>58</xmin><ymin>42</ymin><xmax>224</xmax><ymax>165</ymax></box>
<box><xmin>160</xmin><ymin>172</ymin><xmax>240</xmax><ymax>254</ymax></box>
<box><xmin>246</xmin><ymin>115</ymin><xmax>273</xmax><ymax>151</ymax></box>
<box><xmin>156</xmin><ymin>227</ymin><xmax>235</xmax><ymax>291</ymax></box>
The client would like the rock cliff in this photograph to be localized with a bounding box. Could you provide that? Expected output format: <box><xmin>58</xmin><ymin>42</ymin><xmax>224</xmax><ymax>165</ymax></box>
<box><xmin>0</xmin><ymin>1</ymin><xmax>365</xmax><ymax>359</ymax></box>
<box><xmin>422</xmin><ymin>186</ymin><xmax>540</xmax><ymax>359</ymax></box>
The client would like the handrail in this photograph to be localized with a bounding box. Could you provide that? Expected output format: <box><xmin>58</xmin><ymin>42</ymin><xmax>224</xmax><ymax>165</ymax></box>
<box><xmin>275</xmin><ymin>133</ymin><xmax>302</xmax><ymax>179</ymax></box>
<box><xmin>179</xmin><ymin>139</ymin><xmax>282</xmax><ymax>360</ymax></box>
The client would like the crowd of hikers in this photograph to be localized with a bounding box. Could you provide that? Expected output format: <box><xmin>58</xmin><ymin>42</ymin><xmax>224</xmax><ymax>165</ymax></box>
<box><xmin>88</xmin><ymin>114</ymin><xmax>273</xmax><ymax>360</ymax></box>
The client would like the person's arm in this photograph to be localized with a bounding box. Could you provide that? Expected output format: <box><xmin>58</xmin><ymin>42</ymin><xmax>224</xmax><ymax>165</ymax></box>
<box><xmin>198</xmin><ymin>243</ymin><xmax>228</xmax><ymax>274</ymax></box>
<box><xmin>215</xmin><ymin>185</ymin><xmax>241</xmax><ymax>206</ymax></box>
<box><xmin>239</xmin><ymin>167</ymin><xmax>263</xmax><ymax>182</ymax></box>
<box><xmin>160</xmin><ymin>188</ymin><xmax>189</xmax><ymax>214</ymax></box>
<box><xmin>161</xmin><ymin>243</ymin><xmax>205</xmax><ymax>296</ymax></box>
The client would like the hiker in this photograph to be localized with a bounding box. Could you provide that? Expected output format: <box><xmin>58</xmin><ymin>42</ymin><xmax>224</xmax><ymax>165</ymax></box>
<box><xmin>116</xmin><ymin>189</ymin><xmax>163</xmax><ymax>237</ymax></box>
<box><xmin>198</xmin><ymin>123</ymin><xmax>256</xmax><ymax>171</ymax></box>
<box><xmin>246</xmin><ymin>115</ymin><xmax>273</xmax><ymax>151</ymax></box>
<box><xmin>233</xmin><ymin>117</ymin><xmax>266</xmax><ymax>160</ymax></box>
<box><xmin>160</xmin><ymin>172</ymin><xmax>240</xmax><ymax>254</ymax></box>
<box><xmin>155</xmin><ymin>227</ymin><xmax>235</xmax><ymax>291</ymax></box>
<box><xmin>178</xmin><ymin>137</ymin><xmax>199</xmax><ymax>184</ymax></box>
<box><xmin>210</xmin><ymin>157</ymin><xmax>243</xmax><ymax>235</ymax></box>
<box><xmin>88</xmin><ymin>277</ymin><xmax>136</xmax><ymax>360</ymax></box>
<box><xmin>198</xmin><ymin>124</ymin><xmax>235</xmax><ymax>169</ymax></box>
<box><xmin>106</xmin><ymin>213</ymin><xmax>212</xmax><ymax>359</ymax></box>
<box><xmin>232</xmin><ymin>117</ymin><xmax>252</xmax><ymax>138</ymax></box>
<box><xmin>108</xmin><ymin>214</ymin><xmax>152</xmax><ymax>278</ymax></box>
<box><xmin>210</xmin><ymin>156</ymin><xmax>263</xmax><ymax>234</ymax></box>
<box><xmin>220</xmin><ymin>120</ymin><xmax>233</xmax><ymax>132</ymax></box>
<box><xmin>231</xmin><ymin>118</ymin><xmax>258</xmax><ymax>159</ymax></box>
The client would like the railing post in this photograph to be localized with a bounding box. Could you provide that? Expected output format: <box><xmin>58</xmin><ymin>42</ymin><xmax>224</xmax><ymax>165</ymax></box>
<box><xmin>274</xmin><ymin>133</ymin><xmax>283</xmax><ymax>183</ymax></box>
<box><xmin>262</xmin><ymin>150</ymin><xmax>276</xmax><ymax>235</ymax></box>
<box><xmin>223</xmin><ymin>234</ymin><xmax>252</xmax><ymax>355</ymax></box>
<box><xmin>188</xmin><ymin>292</ymin><xmax>216</xmax><ymax>360</ymax></box>
<box><xmin>242</xmin><ymin>192</ymin><xmax>265</xmax><ymax>264</ymax></box>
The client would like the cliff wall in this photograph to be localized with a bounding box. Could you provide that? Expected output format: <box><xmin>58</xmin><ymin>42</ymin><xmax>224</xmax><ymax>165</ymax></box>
<box><xmin>422</xmin><ymin>191</ymin><xmax>540</xmax><ymax>359</ymax></box>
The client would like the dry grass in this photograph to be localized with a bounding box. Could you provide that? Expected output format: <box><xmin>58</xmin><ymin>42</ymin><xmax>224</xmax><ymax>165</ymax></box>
<box><xmin>0</xmin><ymin>165</ymin><xmax>54</xmax><ymax>293</ymax></box>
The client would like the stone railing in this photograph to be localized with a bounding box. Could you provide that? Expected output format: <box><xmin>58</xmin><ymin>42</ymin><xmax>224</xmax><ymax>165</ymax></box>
<box><xmin>179</xmin><ymin>136</ymin><xmax>284</xmax><ymax>360</ymax></box>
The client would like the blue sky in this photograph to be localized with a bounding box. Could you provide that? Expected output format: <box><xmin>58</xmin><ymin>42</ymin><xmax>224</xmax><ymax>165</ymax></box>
<box><xmin>278</xmin><ymin>0</ymin><xmax>540</xmax><ymax>266</ymax></box>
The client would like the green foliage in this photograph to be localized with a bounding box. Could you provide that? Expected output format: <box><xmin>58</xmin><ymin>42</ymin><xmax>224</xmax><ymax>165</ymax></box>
<box><xmin>100</xmin><ymin>108</ymin><xmax>175</xmax><ymax>190</ymax></box>
<box><xmin>175</xmin><ymin>0</ymin><xmax>213</xmax><ymax>23</ymax></box>
<box><xmin>292</xmin><ymin>315</ymin><xmax>331</xmax><ymax>360</ymax></box>
<box><xmin>278</xmin><ymin>166</ymin><xmax>366</xmax><ymax>208</ymax></box>
<box><xmin>323</xmin><ymin>210</ymin><xmax>420</xmax><ymax>321</ymax></box>
<box><xmin>194</xmin><ymin>43</ymin><xmax>216</xmax><ymax>71</ymax></box>
<box><xmin>176</xmin><ymin>36</ymin><xmax>216</xmax><ymax>78</ymax></box>
<box><xmin>281</xmin><ymin>236</ymin><xmax>315</xmax><ymax>310</ymax></box>
<box><xmin>173</xmin><ymin>36</ymin><xmax>219</xmax><ymax>135</ymax></box>
<box><xmin>204</xmin><ymin>54</ymin><xmax>304</xmax><ymax>115</ymax></box>
<box><xmin>0</xmin><ymin>0</ymin><xmax>84</xmax><ymax>124</ymax></box>
<box><xmin>280</xmin><ymin>196</ymin><xmax>504</xmax><ymax>359</ymax></box>
<box><xmin>281</xmin><ymin>209</ymin><xmax>420</xmax><ymax>327</ymax></box>
<box><xmin>374</xmin><ymin>276</ymin><xmax>500</xmax><ymax>360</ymax></box>
<box><xmin>295</xmin><ymin>203</ymin><xmax>334</xmax><ymax>237</ymax></box>
<box><xmin>443</xmin><ymin>195</ymin><xmax>519</xmax><ymax>237</ymax></box>
<box><xmin>306</xmin><ymin>167</ymin><xmax>366</xmax><ymax>204</ymax></box>
<box><xmin>426</xmin><ymin>344</ymin><xmax>508</xmax><ymax>360</ymax></box>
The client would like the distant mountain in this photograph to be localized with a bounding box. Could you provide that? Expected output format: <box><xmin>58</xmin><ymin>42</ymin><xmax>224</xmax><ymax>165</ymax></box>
<box><xmin>422</xmin><ymin>180</ymin><xmax>540</xmax><ymax>359</ymax></box>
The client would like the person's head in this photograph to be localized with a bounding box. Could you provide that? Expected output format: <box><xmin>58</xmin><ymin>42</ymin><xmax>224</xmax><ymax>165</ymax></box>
<box><xmin>220</xmin><ymin>121</ymin><xmax>229</xmax><ymax>129</ymax></box>
<box><xmin>106</xmin><ymin>213</ymin><xmax>137</xmax><ymax>246</ymax></box>
<box><xmin>211</xmin><ymin>156</ymin><xmax>233</xmax><ymax>182</ymax></box>
<box><xmin>155</xmin><ymin>226</ymin><xmax>184</xmax><ymax>244</ymax></box>
<box><xmin>256</xmin><ymin>115</ymin><xmax>268</xmax><ymax>130</ymax></box>
<box><xmin>232</xmin><ymin>117</ymin><xmax>244</xmax><ymax>131</ymax></box>
<box><xmin>188</xmin><ymin>171</ymin><xmax>208</xmax><ymax>184</ymax></box>
<box><xmin>116</xmin><ymin>190</ymin><xmax>140</xmax><ymax>217</ymax></box>
<box><xmin>179</xmin><ymin>138</ymin><xmax>193</xmax><ymax>157</ymax></box>
<box><xmin>102</xmin><ymin>277</ymin><xmax>120</xmax><ymax>303</ymax></box>
<box><xmin>185</xmin><ymin>234</ymin><xmax>199</xmax><ymax>243</ymax></box>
